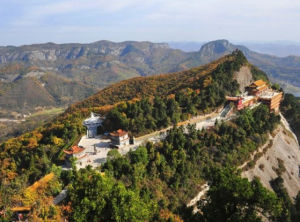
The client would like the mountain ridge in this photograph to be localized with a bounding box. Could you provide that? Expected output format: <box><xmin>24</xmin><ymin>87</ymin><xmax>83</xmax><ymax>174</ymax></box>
<box><xmin>1</xmin><ymin>39</ymin><xmax>300</xmax><ymax>97</ymax></box>
<box><xmin>1</xmin><ymin>39</ymin><xmax>300</xmax><ymax>141</ymax></box>
<box><xmin>1</xmin><ymin>52</ymin><xmax>300</xmax><ymax>221</ymax></box>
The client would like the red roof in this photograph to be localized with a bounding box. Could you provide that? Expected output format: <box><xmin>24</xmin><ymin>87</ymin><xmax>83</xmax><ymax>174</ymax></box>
<box><xmin>110</xmin><ymin>129</ymin><xmax>128</xmax><ymax>137</ymax></box>
<box><xmin>226</xmin><ymin>96</ymin><xmax>240</xmax><ymax>101</ymax></box>
<box><xmin>63</xmin><ymin>146</ymin><xmax>85</xmax><ymax>155</ymax></box>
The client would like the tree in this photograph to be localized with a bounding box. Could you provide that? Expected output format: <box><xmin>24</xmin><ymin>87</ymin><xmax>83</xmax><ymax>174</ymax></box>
<box><xmin>153</xmin><ymin>96</ymin><xmax>169</xmax><ymax>128</ymax></box>
<box><xmin>198</xmin><ymin>168</ymin><xmax>282</xmax><ymax>222</ymax></box>
<box><xmin>107</xmin><ymin>149</ymin><xmax>122</xmax><ymax>160</ymax></box>
<box><xmin>166</xmin><ymin>98</ymin><xmax>181</xmax><ymax>124</ymax></box>
<box><xmin>68</xmin><ymin>167</ymin><xmax>155</xmax><ymax>222</ymax></box>
<box><xmin>130</xmin><ymin>146</ymin><xmax>149</xmax><ymax>165</ymax></box>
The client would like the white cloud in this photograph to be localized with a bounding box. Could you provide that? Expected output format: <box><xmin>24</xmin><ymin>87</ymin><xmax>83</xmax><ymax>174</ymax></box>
<box><xmin>3</xmin><ymin>0</ymin><xmax>300</xmax><ymax>44</ymax></box>
<box><xmin>11</xmin><ymin>0</ymin><xmax>146</xmax><ymax>27</ymax></box>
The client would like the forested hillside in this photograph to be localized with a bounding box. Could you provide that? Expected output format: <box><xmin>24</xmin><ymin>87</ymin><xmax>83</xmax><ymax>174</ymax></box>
<box><xmin>1</xmin><ymin>51</ymin><xmax>300</xmax><ymax>221</ymax></box>
<box><xmin>281</xmin><ymin>93</ymin><xmax>300</xmax><ymax>140</ymax></box>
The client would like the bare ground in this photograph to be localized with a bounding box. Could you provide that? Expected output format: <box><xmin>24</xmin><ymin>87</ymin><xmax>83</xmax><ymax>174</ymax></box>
<box><xmin>242</xmin><ymin>115</ymin><xmax>300</xmax><ymax>199</ymax></box>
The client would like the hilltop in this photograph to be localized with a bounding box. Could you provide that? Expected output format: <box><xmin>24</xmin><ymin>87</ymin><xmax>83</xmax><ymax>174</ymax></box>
<box><xmin>182</xmin><ymin>40</ymin><xmax>300</xmax><ymax>96</ymax></box>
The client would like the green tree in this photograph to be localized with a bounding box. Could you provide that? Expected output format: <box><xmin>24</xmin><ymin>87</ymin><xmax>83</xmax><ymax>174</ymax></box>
<box><xmin>198</xmin><ymin>168</ymin><xmax>282</xmax><ymax>222</ymax></box>
<box><xmin>68</xmin><ymin>167</ymin><xmax>155</xmax><ymax>222</ymax></box>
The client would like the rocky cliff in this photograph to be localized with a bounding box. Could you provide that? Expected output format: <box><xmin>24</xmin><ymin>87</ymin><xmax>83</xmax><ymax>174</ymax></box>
<box><xmin>242</xmin><ymin>114</ymin><xmax>300</xmax><ymax>199</ymax></box>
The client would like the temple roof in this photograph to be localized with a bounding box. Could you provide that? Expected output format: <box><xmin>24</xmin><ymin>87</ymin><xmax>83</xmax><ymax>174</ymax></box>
<box><xmin>110</xmin><ymin>129</ymin><xmax>128</xmax><ymax>137</ymax></box>
<box><xmin>83</xmin><ymin>112</ymin><xmax>103</xmax><ymax>125</ymax></box>
<box><xmin>250</xmin><ymin>80</ymin><xmax>267</xmax><ymax>87</ymax></box>
<box><xmin>63</xmin><ymin>146</ymin><xmax>85</xmax><ymax>155</ymax></box>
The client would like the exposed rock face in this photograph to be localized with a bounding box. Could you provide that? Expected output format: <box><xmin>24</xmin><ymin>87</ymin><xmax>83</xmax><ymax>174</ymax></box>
<box><xmin>198</xmin><ymin>40</ymin><xmax>231</xmax><ymax>60</ymax></box>
<box><xmin>0</xmin><ymin>41</ymin><xmax>188</xmax><ymax>90</ymax></box>
<box><xmin>242</xmin><ymin>115</ymin><xmax>300</xmax><ymax>199</ymax></box>
<box><xmin>233</xmin><ymin>65</ymin><xmax>253</xmax><ymax>92</ymax></box>
<box><xmin>0</xmin><ymin>41</ymin><xmax>171</xmax><ymax>64</ymax></box>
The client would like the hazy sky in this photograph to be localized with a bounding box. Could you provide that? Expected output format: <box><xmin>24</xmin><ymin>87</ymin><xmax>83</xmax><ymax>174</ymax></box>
<box><xmin>1</xmin><ymin>0</ymin><xmax>300</xmax><ymax>46</ymax></box>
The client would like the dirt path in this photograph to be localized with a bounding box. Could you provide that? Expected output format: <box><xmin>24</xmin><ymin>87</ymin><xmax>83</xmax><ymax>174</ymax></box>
<box><xmin>187</xmin><ymin>183</ymin><xmax>209</xmax><ymax>213</ymax></box>
<box><xmin>0</xmin><ymin>118</ymin><xmax>25</xmax><ymax>123</ymax></box>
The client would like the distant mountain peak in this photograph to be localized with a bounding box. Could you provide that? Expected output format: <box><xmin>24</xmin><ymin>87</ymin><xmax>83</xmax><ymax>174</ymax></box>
<box><xmin>200</xmin><ymin>39</ymin><xmax>234</xmax><ymax>54</ymax></box>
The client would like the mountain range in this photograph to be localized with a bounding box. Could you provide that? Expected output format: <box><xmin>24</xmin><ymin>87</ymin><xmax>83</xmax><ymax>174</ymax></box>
<box><xmin>1</xmin><ymin>39</ymin><xmax>300</xmax><ymax>118</ymax></box>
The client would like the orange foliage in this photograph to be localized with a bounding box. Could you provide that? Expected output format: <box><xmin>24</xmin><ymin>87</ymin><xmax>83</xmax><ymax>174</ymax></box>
<box><xmin>61</xmin><ymin>202</ymin><xmax>72</xmax><ymax>214</ymax></box>
<box><xmin>26</xmin><ymin>137</ymin><xmax>38</xmax><ymax>149</ymax></box>
<box><xmin>168</xmin><ymin>94</ymin><xmax>175</xmax><ymax>99</ymax></box>
<box><xmin>2</xmin><ymin>158</ymin><xmax>11</xmax><ymax>169</ymax></box>
<box><xmin>159</xmin><ymin>209</ymin><xmax>183</xmax><ymax>222</ymax></box>
<box><xmin>26</xmin><ymin>173</ymin><xmax>54</xmax><ymax>193</ymax></box>
<box><xmin>203</xmin><ymin>76</ymin><xmax>212</xmax><ymax>87</ymax></box>
<box><xmin>6</xmin><ymin>171</ymin><xmax>17</xmax><ymax>180</ymax></box>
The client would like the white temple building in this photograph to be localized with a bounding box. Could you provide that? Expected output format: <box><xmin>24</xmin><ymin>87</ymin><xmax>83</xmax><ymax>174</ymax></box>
<box><xmin>83</xmin><ymin>112</ymin><xmax>103</xmax><ymax>138</ymax></box>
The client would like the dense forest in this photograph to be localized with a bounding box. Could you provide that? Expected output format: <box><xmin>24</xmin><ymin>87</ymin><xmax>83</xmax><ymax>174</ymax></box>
<box><xmin>103</xmin><ymin>50</ymin><xmax>245</xmax><ymax>136</ymax></box>
<box><xmin>59</xmin><ymin>104</ymin><xmax>294</xmax><ymax>222</ymax></box>
<box><xmin>281</xmin><ymin>93</ymin><xmax>300</xmax><ymax>141</ymax></box>
<box><xmin>1</xmin><ymin>51</ymin><xmax>299</xmax><ymax>221</ymax></box>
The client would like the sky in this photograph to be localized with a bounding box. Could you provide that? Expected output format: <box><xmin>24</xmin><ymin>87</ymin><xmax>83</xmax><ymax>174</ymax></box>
<box><xmin>1</xmin><ymin>0</ymin><xmax>300</xmax><ymax>46</ymax></box>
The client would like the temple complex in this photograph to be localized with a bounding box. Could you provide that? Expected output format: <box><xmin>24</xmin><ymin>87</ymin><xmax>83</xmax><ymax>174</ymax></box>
<box><xmin>247</xmin><ymin>79</ymin><xmax>269</xmax><ymax>96</ymax></box>
<box><xmin>226</xmin><ymin>80</ymin><xmax>283</xmax><ymax>113</ymax></box>
<box><xmin>259</xmin><ymin>90</ymin><xmax>283</xmax><ymax>113</ymax></box>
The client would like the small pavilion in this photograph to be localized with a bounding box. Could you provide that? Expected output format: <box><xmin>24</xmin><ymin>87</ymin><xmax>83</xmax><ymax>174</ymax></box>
<box><xmin>83</xmin><ymin>112</ymin><xmax>103</xmax><ymax>138</ymax></box>
<box><xmin>110</xmin><ymin>129</ymin><xmax>130</xmax><ymax>148</ymax></box>
<box><xmin>63</xmin><ymin>145</ymin><xmax>88</xmax><ymax>167</ymax></box>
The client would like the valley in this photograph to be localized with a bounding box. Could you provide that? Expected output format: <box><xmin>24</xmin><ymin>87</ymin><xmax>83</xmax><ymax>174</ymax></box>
<box><xmin>0</xmin><ymin>107</ymin><xmax>65</xmax><ymax>142</ymax></box>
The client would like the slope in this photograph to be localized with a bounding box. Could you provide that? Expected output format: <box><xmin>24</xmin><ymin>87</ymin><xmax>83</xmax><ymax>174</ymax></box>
<box><xmin>0</xmin><ymin>64</ymin><xmax>95</xmax><ymax>114</ymax></box>
<box><xmin>242</xmin><ymin>118</ymin><xmax>300</xmax><ymax>199</ymax></box>
<box><xmin>1</xmin><ymin>52</ymin><xmax>298</xmax><ymax>221</ymax></box>
<box><xmin>0</xmin><ymin>41</ymin><xmax>188</xmax><ymax>88</ymax></box>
